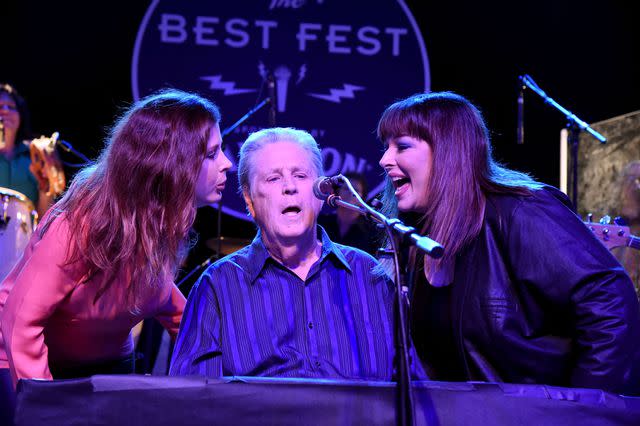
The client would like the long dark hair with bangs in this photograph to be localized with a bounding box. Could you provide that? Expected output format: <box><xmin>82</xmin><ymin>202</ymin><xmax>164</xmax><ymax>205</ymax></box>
<box><xmin>377</xmin><ymin>91</ymin><xmax>542</xmax><ymax>271</ymax></box>
<box><xmin>45</xmin><ymin>89</ymin><xmax>220</xmax><ymax>311</ymax></box>
<box><xmin>0</xmin><ymin>83</ymin><xmax>34</xmax><ymax>144</ymax></box>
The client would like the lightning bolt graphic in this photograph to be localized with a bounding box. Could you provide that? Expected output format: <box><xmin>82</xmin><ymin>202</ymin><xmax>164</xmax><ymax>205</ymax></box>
<box><xmin>307</xmin><ymin>84</ymin><xmax>365</xmax><ymax>103</ymax></box>
<box><xmin>201</xmin><ymin>75</ymin><xmax>256</xmax><ymax>96</ymax></box>
<box><xmin>296</xmin><ymin>64</ymin><xmax>307</xmax><ymax>85</ymax></box>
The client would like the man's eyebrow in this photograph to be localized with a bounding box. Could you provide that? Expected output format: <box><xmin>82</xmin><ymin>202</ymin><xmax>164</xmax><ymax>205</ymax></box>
<box><xmin>262</xmin><ymin>166</ymin><xmax>310</xmax><ymax>174</ymax></box>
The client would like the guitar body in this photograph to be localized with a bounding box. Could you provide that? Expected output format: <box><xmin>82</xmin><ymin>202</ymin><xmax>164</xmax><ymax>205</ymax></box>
<box><xmin>28</xmin><ymin>132</ymin><xmax>66</xmax><ymax>197</ymax></box>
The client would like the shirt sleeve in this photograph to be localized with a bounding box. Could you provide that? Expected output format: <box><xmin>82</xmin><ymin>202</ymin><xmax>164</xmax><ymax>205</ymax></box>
<box><xmin>168</xmin><ymin>268</ymin><xmax>223</xmax><ymax>377</ymax></box>
<box><xmin>1</xmin><ymin>217</ymin><xmax>79</xmax><ymax>386</ymax></box>
<box><xmin>507</xmin><ymin>188</ymin><xmax>640</xmax><ymax>393</ymax></box>
<box><xmin>153</xmin><ymin>284</ymin><xmax>186</xmax><ymax>340</ymax></box>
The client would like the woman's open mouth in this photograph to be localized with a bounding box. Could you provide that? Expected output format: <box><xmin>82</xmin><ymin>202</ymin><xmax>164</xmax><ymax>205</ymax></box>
<box><xmin>392</xmin><ymin>177</ymin><xmax>410</xmax><ymax>196</ymax></box>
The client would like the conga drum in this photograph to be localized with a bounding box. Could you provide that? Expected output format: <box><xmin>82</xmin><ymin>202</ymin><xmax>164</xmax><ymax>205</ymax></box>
<box><xmin>0</xmin><ymin>187</ymin><xmax>37</xmax><ymax>282</ymax></box>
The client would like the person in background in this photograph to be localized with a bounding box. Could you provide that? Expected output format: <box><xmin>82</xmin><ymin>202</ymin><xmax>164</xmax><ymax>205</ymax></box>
<box><xmin>613</xmin><ymin>161</ymin><xmax>640</xmax><ymax>298</ymax></box>
<box><xmin>0</xmin><ymin>83</ymin><xmax>55</xmax><ymax>216</ymax></box>
<box><xmin>318</xmin><ymin>171</ymin><xmax>380</xmax><ymax>256</ymax></box>
<box><xmin>377</xmin><ymin>91</ymin><xmax>640</xmax><ymax>395</ymax></box>
<box><xmin>0</xmin><ymin>89</ymin><xmax>231</xmax><ymax>424</ymax></box>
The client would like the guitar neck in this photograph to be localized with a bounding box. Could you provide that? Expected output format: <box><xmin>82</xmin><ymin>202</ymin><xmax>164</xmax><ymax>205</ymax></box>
<box><xmin>585</xmin><ymin>221</ymin><xmax>640</xmax><ymax>251</ymax></box>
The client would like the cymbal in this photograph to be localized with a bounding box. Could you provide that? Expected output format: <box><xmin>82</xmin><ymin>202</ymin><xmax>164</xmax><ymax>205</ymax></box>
<box><xmin>205</xmin><ymin>236</ymin><xmax>251</xmax><ymax>255</ymax></box>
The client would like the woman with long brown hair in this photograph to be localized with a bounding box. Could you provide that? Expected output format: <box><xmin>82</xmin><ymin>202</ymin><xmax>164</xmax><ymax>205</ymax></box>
<box><xmin>377</xmin><ymin>91</ymin><xmax>640</xmax><ymax>394</ymax></box>
<box><xmin>0</xmin><ymin>89</ymin><xmax>231</xmax><ymax>393</ymax></box>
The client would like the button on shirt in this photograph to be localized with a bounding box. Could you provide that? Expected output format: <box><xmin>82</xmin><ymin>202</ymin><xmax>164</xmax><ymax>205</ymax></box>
<box><xmin>170</xmin><ymin>227</ymin><xmax>424</xmax><ymax>381</ymax></box>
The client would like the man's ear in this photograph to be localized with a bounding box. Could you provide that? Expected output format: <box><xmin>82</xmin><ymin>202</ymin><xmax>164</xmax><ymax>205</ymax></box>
<box><xmin>243</xmin><ymin>187</ymin><xmax>255</xmax><ymax>218</ymax></box>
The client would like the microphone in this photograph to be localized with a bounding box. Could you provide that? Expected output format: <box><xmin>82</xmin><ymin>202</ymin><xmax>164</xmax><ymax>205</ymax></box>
<box><xmin>0</xmin><ymin>117</ymin><xmax>5</xmax><ymax>150</ymax></box>
<box><xmin>517</xmin><ymin>78</ymin><xmax>525</xmax><ymax>145</ymax></box>
<box><xmin>313</xmin><ymin>175</ymin><xmax>344</xmax><ymax>200</ymax></box>
<box><xmin>267</xmin><ymin>72</ymin><xmax>276</xmax><ymax>126</ymax></box>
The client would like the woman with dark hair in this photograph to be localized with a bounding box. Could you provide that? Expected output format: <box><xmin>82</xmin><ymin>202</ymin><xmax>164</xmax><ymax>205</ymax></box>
<box><xmin>0</xmin><ymin>89</ymin><xmax>231</xmax><ymax>393</ymax></box>
<box><xmin>0</xmin><ymin>83</ymin><xmax>54</xmax><ymax>215</ymax></box>
<box><xmin>377</xmin><ymin>91</ymin><xmax>640</xmax><ymax>394</ymax></box>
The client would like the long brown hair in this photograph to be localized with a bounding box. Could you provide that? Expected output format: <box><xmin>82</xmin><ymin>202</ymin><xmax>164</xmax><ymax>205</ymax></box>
<box><xmin>377</xmin><ymin>92</ymin><xmax>542</xmax><ymax>270</ymax></box>
<box><xmin>45</xmin><ymin>89</ymin><xmax>220</xmax><ymax>310</ymax></box>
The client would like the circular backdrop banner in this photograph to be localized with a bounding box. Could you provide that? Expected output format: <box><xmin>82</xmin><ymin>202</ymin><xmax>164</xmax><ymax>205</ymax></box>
<box><xmin>132</xmin><ymin>0</ymin><xmax>430</xmax><ymax>219</ymax></box>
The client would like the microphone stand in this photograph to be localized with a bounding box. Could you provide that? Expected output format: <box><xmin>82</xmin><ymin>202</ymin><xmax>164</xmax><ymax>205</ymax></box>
<box><xmin>176</xmin><ymin>254</ymin><xmax>217</xmax><ymax>289</ymax></box>
<box><xmin>519</xmin><ymin>75</ymin><xmax>606</xmax><ymax>206</ymax></box>
<box><xmin>212</xmin><ymin>94</ymin><xmax>274</xmax><ymax>258</ymax></box>
<box><xmin>325</xmin><ymin>176</ymin><xmax>444</xmax><ymax>426</ymax></box>
<box><xmin>54</xmin><ymin>135</ymin><xmax>92</xmax><ymax>164</ymax></box>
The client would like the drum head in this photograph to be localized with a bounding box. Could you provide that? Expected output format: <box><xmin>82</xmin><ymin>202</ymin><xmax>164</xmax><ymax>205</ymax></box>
<box><xmin>0</xmin><ymin>187</ymin><xmax>36</xmax><ymax>281</ymax></box>
<box><xmin>0</xmin><ymin>187</ymin><xmax>35</xmax><ymax>209</ymax></box>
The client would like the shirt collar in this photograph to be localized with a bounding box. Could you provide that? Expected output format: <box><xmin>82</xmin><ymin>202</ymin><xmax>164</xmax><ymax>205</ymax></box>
<box><xmin>317</xmin><ymin>225</ymin><xmax>352</xmax><ymax>273</ymax></box>
<box><xmin>245</xmin><ymin>225</ymin><xmax>352</xmax><ymax>284</ymax></box>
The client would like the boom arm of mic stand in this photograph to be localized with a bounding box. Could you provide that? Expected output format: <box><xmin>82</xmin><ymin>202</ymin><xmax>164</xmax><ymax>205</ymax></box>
<box><xmin>56</xmin><ymin>137</ymin><xmax>92</xmax><ymax>164</ymax></box>
<box><xmin>330</xmin><ymin>196</ymin><xmax>444</xmax><ymax>259</ymax></box>
<box><xmin>331</xmin><ymin>175</ymin><xmax>444</xmax><ymax>258</ymax></box>
<box><xmin>31</xmin><ymin>132</ymin><xmax>92</xmax><ymax>167</ymax></box>
<box><xmin>176</xmin><ymin>255</ymin><xmax>217</xmax><ymax>289</ymax></box>
<box><xmin>519</xmin><ymin>75</ymin><xmax>606</xmax><ymax>144</ymax></box>
<box><xmin>222</xmin><ymin>97</ymin><xmax>271</xmax><ymax>138</ymax></box>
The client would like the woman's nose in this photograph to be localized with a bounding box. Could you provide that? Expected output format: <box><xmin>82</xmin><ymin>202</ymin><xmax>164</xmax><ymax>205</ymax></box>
<box><xmin>379</xmin><ymin>148</ymin><xmax>394</xmax><ymax>169</ymax></box>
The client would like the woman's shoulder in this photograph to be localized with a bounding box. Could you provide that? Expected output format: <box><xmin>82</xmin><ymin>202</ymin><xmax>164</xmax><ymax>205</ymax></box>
<box><xmin>37</xmin><ymin>208</ymin><xmax>71</xmax><ymax>239</ymax></box>
<box><xmin>483</xmin><ymin>185</ymin><xmax>578</xmax><ymax>237</ymax></box>
<box><xmin>487</xmin><ymin>185</ymin><xmax>573</xmax><ymax>215</ymax></box>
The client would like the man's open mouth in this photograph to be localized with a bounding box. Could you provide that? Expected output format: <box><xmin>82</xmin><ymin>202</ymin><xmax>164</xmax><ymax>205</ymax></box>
<box><xmin>282</xmin><ymin>206</ymin><xmax>301</xmax><ymax>215</ymax></box>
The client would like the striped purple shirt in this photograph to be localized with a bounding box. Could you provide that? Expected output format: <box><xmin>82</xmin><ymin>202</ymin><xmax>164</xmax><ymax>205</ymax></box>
<box><xmin>170</xmin><ymin>227</ymin><xmax>424</xmax><ymax>380</ymax></box>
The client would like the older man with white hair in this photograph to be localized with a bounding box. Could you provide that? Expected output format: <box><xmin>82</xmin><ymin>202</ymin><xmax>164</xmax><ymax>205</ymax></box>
<box><xmin>170</xmin><ymin>127</ymin><xmax>424</xmax><ymax>380</ymax></box>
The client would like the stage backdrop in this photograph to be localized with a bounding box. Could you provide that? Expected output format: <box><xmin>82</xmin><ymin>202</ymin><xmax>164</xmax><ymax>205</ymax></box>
<box><xmin>570</xmin><ymin>110</ymin><xmax>640</xmax><ymax>218</ymax></box>
<box><xmin>132</xmin><ymin>0</ymin><xmax>430</xmax><ymax>220</ymax></box>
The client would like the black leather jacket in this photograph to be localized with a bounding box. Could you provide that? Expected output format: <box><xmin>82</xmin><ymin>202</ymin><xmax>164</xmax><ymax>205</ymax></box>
<box><xmin>412</xmin><ymin>186</ymin><xmax>640</xmax><ymax>394</ymax></box>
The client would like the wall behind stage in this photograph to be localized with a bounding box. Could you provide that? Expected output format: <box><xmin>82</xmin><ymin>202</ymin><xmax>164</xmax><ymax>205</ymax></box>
<box><xmin>4</xmin><ymin>1</ymin><xmax>639</xmax><ymax>210</ymax></box>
